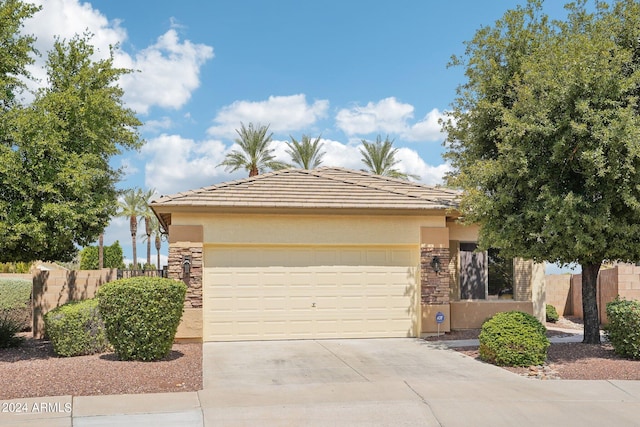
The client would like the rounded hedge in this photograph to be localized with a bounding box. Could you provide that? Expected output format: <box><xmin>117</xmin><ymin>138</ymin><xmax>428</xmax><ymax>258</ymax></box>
<box><xmin>605</xmin><ymin>297</ymin><xmax>640</xmax><ymax>360</ymax></box>
<box><xmin>479</xmin><ymin>311</ymin><xmax>550</xmax><ymax>367</ymax></box>
<box><xmin>0</xmin><ymin>279</ymin><xmax>32</xmax><ymax>331</ymax></box>
<box><xmin>545</xmin><ymin>304</ymin><xmax>559</xmax><ymax>323</ymax></box>
<box><xmin>44</xmin><ymin>298</ymin><xmax>110</xmax><ymax>357</ymax></box>
<box><xmin>97</xmin><ymin>277</ymin><xmax>187</xmax><ymax>361</ymax></box>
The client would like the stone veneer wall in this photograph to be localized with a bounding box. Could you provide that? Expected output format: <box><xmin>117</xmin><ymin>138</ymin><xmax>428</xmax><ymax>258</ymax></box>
<box><xmin>167</xmin><ymin>243</ymin><xmax>203</xmax><ymax>308</ymax></box>
<box><xmin>420</xmin><ymin>245</ymin><xmax>450</xmax><ymax>304</ymax></box>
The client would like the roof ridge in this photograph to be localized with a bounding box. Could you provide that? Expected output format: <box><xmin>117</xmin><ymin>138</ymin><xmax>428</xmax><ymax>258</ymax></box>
<box><xmin>154</xmin><ymin>168</ymin><xmax>305</xmax><ymax>203</ymax></box>
<box><xmin>309</xmin><ymin>167</ymin><xmax>459</xmax><ymax>203</ymax></box>
<box><xmin>151</xmin><ymin>167</ymin><xmax>459</xmax><ymax>207</ymax></box>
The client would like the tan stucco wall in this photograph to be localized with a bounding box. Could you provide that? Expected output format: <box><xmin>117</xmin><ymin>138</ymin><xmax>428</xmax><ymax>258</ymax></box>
<box><xmin>172</xmin><ymin>212</ymin><xmax>445</xmax><ymax>246</ymax></box>
<box><xmin>546</xmin><ymin>274</ymin><xmax>572</xmax><ymax>316</ymax></box>
<box><xmin>175</xmin><ymin>308</ymin><xmax>202</xmax><ymax>342</ymax></box>
<box><xmin>168</xmin><ymin>225</ymin><xmax>203</xmax><ymax>243</ymax></box>
<box><xmin>422</xmin><ymin>304</ymin><xmax>451</xmax><ymax>333</ymax></box>
<box><xmin>32</xmin><ymin>269</ymin><xmax>118</xmax><ymax>338</ymax></box>
<box><xmin>420</xmin><ymin>227</ymin><xmax>449</xmax><ymax>248</ymax></box>
<box><xmin>447</xmin><ymin>221</ymin><xmax>480</xmax><ymax>242</ymax></box>
<box><xmin>450</xmin><ymin>301</ymin><xmax>534</xmax><ymax>329</ymax></box>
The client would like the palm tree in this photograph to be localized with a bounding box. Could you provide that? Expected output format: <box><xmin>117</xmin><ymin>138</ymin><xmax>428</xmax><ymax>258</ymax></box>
<box><xmin>142</xmin><ymin>215</ymin><xmax>163</xmax><ymax>270</ymax></box>
<box><xmin>359</xmin><ymin>135</ymin><xmax>419</xmax><ymax>180</ymax></box>
<box><xmin>139</xmin><ymin>188</ymin><xmax>157</xmax><ymax>268</ymax></box>
<box><xmin>117</xmin><ymin>188</ymin><xmax>144</xmax><ymax>269</ymax></box>
<box><xmin>285</xmin><ymin>134</ymin><xmax>325</xmax><ymax>169</ymax></box>
<box><xmin>218</xmin><ymin>122</ymin><xmax>289</xmax><ymax>177</ymax></box>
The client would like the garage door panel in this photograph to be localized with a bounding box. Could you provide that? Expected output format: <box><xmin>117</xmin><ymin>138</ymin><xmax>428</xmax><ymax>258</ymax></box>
<box><xmin>203</xmin><ymin>246</ymin><xmax>418</xmax><ymax>341</ymax></box>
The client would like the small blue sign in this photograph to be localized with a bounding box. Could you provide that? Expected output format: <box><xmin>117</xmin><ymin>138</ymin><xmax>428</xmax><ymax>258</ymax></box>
<box><xmin>435</xmin><ymin>312</ymin><xmax>445</xmax><ymax>324</ymax></box>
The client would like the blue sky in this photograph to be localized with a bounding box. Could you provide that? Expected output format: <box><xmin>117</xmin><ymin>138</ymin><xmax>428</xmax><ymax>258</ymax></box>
<box><xmin>23</xmin><ymin>0</ymin><xmax>574</xmax><ymax>269</ymax></box>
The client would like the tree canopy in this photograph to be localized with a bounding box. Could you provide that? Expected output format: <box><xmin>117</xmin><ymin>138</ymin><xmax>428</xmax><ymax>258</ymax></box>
<box><xmin>443</xmin><ymin>0</ymin><xmax>640</xmax><ymax>343</ymax></box>
<box><xmin>219</xmin><ymin>122</ymin><xmax>288</xmax><ymax>177</ymax></box>
<box><xmin>0</xmin><ymin>8</ymin><xmax>143</xmax><ymax>263</ymax></box>
<box><xmin>79</xmin><ymin>240</ymin><xmax>125</xmax><ymax>270</ymax></box>
<box><xmin>359</xmin><ymin>135</ymin><xmax>419</xmax><ymax>180</ymax></box>
<box><xmin>286</xmin><ymin>134</ymin><xmax>325</xmax><ymax>169</ymax></box>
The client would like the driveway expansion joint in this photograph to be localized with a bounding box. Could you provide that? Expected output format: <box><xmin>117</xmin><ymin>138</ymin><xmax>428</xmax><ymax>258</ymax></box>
<box><xmin>313</xmin><ymin>340</ymin><xmax>371</xmax><ymax>382</ymax></box>
<box><xmin>403</xmin><ymin>380</ymin><xmax>443</xmax><ymax>427</ymax></box>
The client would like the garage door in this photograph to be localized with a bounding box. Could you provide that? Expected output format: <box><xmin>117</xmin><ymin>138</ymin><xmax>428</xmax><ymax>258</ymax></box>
<box><xmin>203</xmin><ymin>246</ymin><xmax>419</xmax><ymax>341</ymax></box>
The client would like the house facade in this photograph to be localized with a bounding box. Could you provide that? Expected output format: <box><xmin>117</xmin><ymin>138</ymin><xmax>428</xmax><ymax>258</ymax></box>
<box><xmin>150</xmin><ymin>167</ymin><xmax>544</xmax><ymax>342</ymax></box>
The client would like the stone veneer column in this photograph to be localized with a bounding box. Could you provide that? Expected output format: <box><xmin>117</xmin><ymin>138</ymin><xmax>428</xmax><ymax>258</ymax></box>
<box><xmin>168</xmin><ymin>243</ymin><xmax>203</xmax><ymax>308</ymax></box>
<box><xmin>420</xmin><ymin>227</ymin><xmax>451</xmax><ymax>334</ymax></box>
<box><xmin>420</xmin><ymin>245</ymin><xmax>450</xmax><ymax>304</ymax></box>
<box><xmin>167</xmin><ymin>225</ymin><xmax>204</xmax><ymax>310</ymax></box>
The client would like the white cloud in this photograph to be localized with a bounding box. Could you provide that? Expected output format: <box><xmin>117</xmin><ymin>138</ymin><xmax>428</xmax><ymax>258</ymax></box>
<box><xmin>336</xmin><ymin>98</ymin><xmax>448</xmax><ymax>143</ymax></box>
<box><xmin>22</xmin><ymin>0</ymin><xmax>213</xmax><ymax>114</ymax></box>
<box><xmin>143</xmin><ymin>117</ymin><xmax>174</xmax><ymax>134</ymax></box>
<box><xmin>25</xmin><ymin>0</ymin><xmax>126</xmax><ymax>62</ymax></box>
<box><xmin>119</xmin><ymin>158</ymin><xmax>139</xmax><ymax>176</ymax></box>
<box><xmin>319</xmin><ymin>139</ymin><xmax>363</xmax><ymax>170</ymax></box>
<box><xmin>207</xmin><ymin>94</ymin><xmax>329</xmax><ymax>138</ymax></box>
<box><xmin>142</xmin><ymin>134</ymin><xmax>233</xmax><ymax>195</ymax></box>
<box><xmin>336</xmin><ymin>97</ymin><xmax>414</xmax><ymax>136</ymax></box>
<box><xmin>120</xmin><ymin>29</ymin><xmax>214</xmax><ymax>114</ymax></box>
<box><xmin>404</xmin><ymin>108</ymin><xmax>446</xmax><ymax>142</ymax></box>
<box><xmin>395</xmin><ymin>148</ymin><xmax>451</xmax><ymax>185</ymax></box>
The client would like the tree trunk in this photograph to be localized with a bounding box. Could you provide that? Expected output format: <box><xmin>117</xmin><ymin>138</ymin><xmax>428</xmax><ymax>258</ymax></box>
<box><xmin>249</xmin><ymin>166</ymin><xmax>259</xmax><ymax>177</ymax></box>
<box><xmin>581</xmin><ymin>262</ymin><xmax>601</xmax><ymax>344</ymax></box>
<box><xmin>155</xmin><ymin>234</ymin><xmax>161</xmax><ymax>270</ymax></box>
<box><xmin>98</xmin><ymin>233</ymin><xmax>104</xmax><ymax>269</ymax></box>
<box><xmin>145</xmin><ymin>217</ymin><xmax>151</xmax><ymax>267</ymax></box>
<box><xmin>130</xmin><ymin>215</ymin><xmax>137</xmax><ymax>269</ymax></box>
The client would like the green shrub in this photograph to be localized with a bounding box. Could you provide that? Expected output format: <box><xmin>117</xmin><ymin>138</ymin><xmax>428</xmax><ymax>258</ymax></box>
<box><xmin>605</xmin><ymin>297</ymin><xmax>640</xmax><ymax>360</ymax></box>
<box><xmin>546</xmin><ymin>304</ymin><xmax>559</xmax><ymax>323</ymax></box>
<box><xmin>79</xmin><ymin>241</ymin><xmax>125</xmax><ymax>269</ymax></box>
<box><xmin>44</xmin><ymin>299</ymin><xmax>110</xmax><ymax>357</ymax></box>
<box><xmin>0</xmin><ymin>311</ymin><xmax>25</xmax><ymax>348</ymax></box>
<box><xmin>0</xmin><ymin>279</ymin><xmax>32</xmax><ymax>331</ymax></box>
<box><xmin>0</xmin><ymin>262</ymin><xmax>31</xmax><ymax>273</ymax></box>
<box><xmin>479</xmin><ymin>311</ymin><xmax>550</xmax><ymax>367</ymax></box>
<box><xmin>97</xmin><ymin>277</ymin><xmax>186</xmax><ymax>361</ymax></box>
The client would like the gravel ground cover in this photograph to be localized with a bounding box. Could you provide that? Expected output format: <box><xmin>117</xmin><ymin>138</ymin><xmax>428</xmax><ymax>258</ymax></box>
<box><xmin>438</xmin><ymin>317</ymin><xmax>640</xmax><ymax>380</ymax></box>
<box><xmin>0</xmin><ymin>338</ymin><xmax>201</xmax><ymax>400</ymax></box>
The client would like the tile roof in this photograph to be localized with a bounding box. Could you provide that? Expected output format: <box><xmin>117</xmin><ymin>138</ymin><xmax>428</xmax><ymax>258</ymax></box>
<box><xmin>150</xmin><ymin>167</ymin><xmax>460</xmax><ymax>211</ymax></box>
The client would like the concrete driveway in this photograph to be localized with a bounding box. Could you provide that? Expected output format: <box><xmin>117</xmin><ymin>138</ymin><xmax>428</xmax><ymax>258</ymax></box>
<box><xmin>199</xmin><ymin>338</ymin><xmax>640</xmax><ymax>427</ymax></box>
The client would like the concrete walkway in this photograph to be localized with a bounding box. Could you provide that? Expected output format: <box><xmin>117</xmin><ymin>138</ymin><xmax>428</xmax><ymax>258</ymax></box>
<box><xmin>437</xmin><ymin>324</ymin><xmax>597</xmax><ymax>348</ymax></box>
<box><xmin>2</xmin><ymin>336</ymin><xmax>638</xmax><ymax>427</ymax></box>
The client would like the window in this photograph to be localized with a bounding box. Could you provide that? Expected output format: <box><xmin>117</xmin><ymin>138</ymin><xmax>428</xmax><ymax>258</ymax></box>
<box><xmin>458</xmin><ymin>244</ymin><xmax>514</xmax><ymax>300</ymax></box>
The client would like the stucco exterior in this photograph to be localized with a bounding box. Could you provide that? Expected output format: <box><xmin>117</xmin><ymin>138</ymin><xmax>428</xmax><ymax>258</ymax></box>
<box><xmin>151</xmin><ymin>168</ymin><xmax>545</xmax><ymax>341</ymax></box>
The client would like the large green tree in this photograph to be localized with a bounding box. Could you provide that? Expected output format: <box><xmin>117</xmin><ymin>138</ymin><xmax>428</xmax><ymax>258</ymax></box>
<box><xmin>0</xmin><ymin>27</ymin><xmax>143</xmax><ymax>262</ymax></box>
<box><xmin>219</xmin><ymin>122</ymin><xmax>288</xmax><ymax>177</ymax></box>
<box><xmin>359</xmin><ymin>135</ymin><xmax>418</xmax><ymax>180</ymax></box>
<box><xmin>79</xmin><ymin>241</ymin><xmax>125</xmax><ymax>270</ymax></box>
<box><xmin>286</xmin><ymin>134</ymin><xmax>325</xmax><ymax>169</ymax></box>
<box><xmin>443</xmin><ymin>0</ymin><xmax>640</xmax><ymax>343</ymax></box>
<box><xmin>0</xmin><ymin>0</ymin><xmax>38</xmax><ymax>112</ymax></box>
